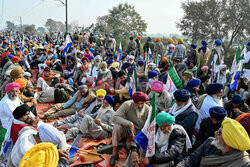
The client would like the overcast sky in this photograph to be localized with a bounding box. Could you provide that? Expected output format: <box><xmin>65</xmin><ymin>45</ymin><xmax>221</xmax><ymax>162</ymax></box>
<box><xmin>0</xmin><ymin>0</ymin><xmax>190</xmax><ymax>35</ymax></box>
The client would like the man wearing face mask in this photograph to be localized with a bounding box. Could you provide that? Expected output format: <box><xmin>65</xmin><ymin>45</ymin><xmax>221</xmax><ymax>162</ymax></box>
<box><xmin>131</xmin><ymin>112</ymin><xmax>191</xmax><ymax>167</ymax></box>
<box><xmin>110</xmin><ymin>92</ymin><xmax>150</xmax><ymax>166</ymax></box>
<box><xmin>169</xmin><ymin>89</ymin><xmax>198</xmax><ymax>141</ymax></box>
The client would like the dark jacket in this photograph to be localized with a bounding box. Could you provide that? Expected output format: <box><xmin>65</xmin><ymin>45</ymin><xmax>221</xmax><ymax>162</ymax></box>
<box><xmin>131</xmin><ymin>127</ymin><xmax>187</xmax><ymax>165</ymax></box>
<box><xmin>224</xmin><ymin>100</ymin><xmax>250</xmax><ymax>119</ymax></box>
<box><xmin>187</xmin><ymin>49</ymin><xmax>198</xmax><ymax>66</ymax></box>
<box><xmin>143</xmin><ymin>41</ymin><xmax>155</xmax><ymax>53</ymax></box>
<box><xmin>192</xmin><ymin>118</ymin><xmax>221</xmax><ymax>151</ymax></box>
<box><xmin>174</xmin><ymin>104</ymin><xmax>198</xmax><ymax>142</ymax></box>
<box><xmin>176</xmin><ymin>137</ymin><xmax>250</xmax><ymax>167</ymax></box>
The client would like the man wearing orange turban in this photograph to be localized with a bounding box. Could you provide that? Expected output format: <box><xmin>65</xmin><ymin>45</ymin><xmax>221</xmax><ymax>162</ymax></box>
<box><xmin>176</xmin><ymin>118</ymin><xmax>250</xmax><ymax>167</ymax></box>
<box><xmin>155</xmin><ymin>37</ymin><xmax>164</xmax><ymax>59</ymax></box>
<box><xmin>15</xmin><ymin>78</ymin><xmax>38</xmax><ymax>111</ymax></box>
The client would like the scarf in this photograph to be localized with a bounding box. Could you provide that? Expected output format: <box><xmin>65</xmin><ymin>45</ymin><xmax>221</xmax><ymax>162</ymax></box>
<box><xmin>200</xmin><ymin>150</ymin><xmax>250</xmax><ymax>167</ymax></box>
<box><xmin>96</xmin><ymin>105</ymin><xmax>112</xmax><ymax>119</ymax></box>
<box><xmin>169</xmin><ymin>100</ymin><xmax>192</xmax><ymax>117</ymax></box>
<box><xmin>155</xmin><ymin>124</ymin><xmax>192</xmax><ymax>153</ymax></box>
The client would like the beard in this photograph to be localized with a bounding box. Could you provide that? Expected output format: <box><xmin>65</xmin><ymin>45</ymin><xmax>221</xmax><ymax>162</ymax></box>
<box><xmin>99</xmin><ymin>68</ymin><xmax>108</xmax><ymax>75</ymax></box>
<box><xmin>95</xmin><ymin>62</ymin><xmax>100</xmax><ymax>67</ymax></box>
<box><xmin>211</xmin><ymin>137</ymin><xmax>225</xmax><ymax>151</ymax></box>
<box><xmin>212</xmin><ymin>95</ymin><xmax>223</xmax><ymax>107</ymax></box>
<box><xmin>135</xmin><ymin>106</ymin><xmax>144</xmax><ymax>118</ymax></box>
<box><xmin>158</xmin><ymin>128</ymin><xmax>171</xmax><ymax>146</ymax></box>
<box><xmin>176</xmin><ymin>103</ymin><xmax>185</xmax><ymax>110</ymax></box>
<box><xmin>9</xmin><ymin>94</ymin><xmax>18</xmax><ymax>100</ymax></box>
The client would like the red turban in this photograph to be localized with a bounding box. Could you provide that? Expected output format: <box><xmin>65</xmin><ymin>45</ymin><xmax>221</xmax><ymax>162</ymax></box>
<box><xmin>82</xmin><ymin>57</ymin><xmax>89</xmax><ymax>63</ymax></box>
<box><xmin>132</xmin><ymin>92</ymin><xmax>148</xmax><ymax>103</ymax></box>
<box><xmin>11</xmin><ymin>56</ymin><xmax>21</xmax><ymax>62</ymax></box>
<box><xmin>5</xmin><ymin>82</ymin><xmax>20</xmax><ymax>93</ymax></box>
<box><xmin>236</xmin><ymin>113</ymin><xmax>250</xmax><ymax>136</ymax></box>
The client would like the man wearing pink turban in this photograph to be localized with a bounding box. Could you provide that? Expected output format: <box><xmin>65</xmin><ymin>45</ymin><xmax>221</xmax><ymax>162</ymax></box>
<box><xmin>0</xmin><ymin>82</ymin><xmax>23</xmax><ymax>154</ymax></box>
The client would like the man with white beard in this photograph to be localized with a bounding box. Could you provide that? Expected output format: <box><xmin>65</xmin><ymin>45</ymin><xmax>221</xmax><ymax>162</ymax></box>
<box><xmin>110</xmin><ymin>92</ymin><xmax>150</xmax><ymax>166</ymax></box>
<box><xmin>89</xmin><ymin>55</ymin><xmax>101</xmax><ymax>78</ymax></box>
<box><xmin>96</xmin><ymin>62</ymin><xmax>113</xmax><ymax>90</ymax></box>
<box><xmin>0</xmin><ymin>82</ymin><xmax>23</xmax><ymax>154</ymax></box>
<box><xmin>71</xmin><ymin>95</ymin><xmax>115</xmax><ymax>147</ymax></box>
<box><xmin>177</xmin><ymin>118</ymin><xmax>250</xmax><ymax>167</ymax></box>
<box><xmin>195</xmin><ymin>83</ymin><xmax>224</xmax><ymax>132</ymax></box>
<box><xmin>131</xmin><ymin>112</ymin><xmax>191</xmax><ymax>167</ymax></box>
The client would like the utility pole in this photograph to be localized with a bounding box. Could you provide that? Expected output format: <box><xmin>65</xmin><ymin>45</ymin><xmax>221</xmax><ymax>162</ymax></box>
<box><xmin>55</xmin><ymin>0</ymin><xmax>68</xmax><ymax>33</ymax></box>
<box><xmin>19</xmin><ymin>16</ymin><xmax>22</xmax><ymax>32</ymax></box>
<box><xmin>65</xmin><ymin>0</ymin><xmax>68</xmax><ymax>33</ymax></box>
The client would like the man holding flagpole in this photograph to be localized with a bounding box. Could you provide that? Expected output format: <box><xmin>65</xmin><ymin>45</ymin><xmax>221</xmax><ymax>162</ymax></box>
<box><xmin>110</xmin><ymin>91</ymin><xmax>150</xmax><ymax>166</ymax></box>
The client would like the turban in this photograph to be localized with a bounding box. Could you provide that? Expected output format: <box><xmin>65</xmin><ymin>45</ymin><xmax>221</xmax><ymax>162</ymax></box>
<box><xmin>236</xmin><ymin>113</ymin><xmax>250</xmax><ymax>136</ymax></box>
<box><xmin>137</xmin><ymin>36</ymin><xmax>141</xmax><ymax>40</ymax></box>
<box><xmin>137</xmin><ymin>60</ymin><xmax>144</xmax><ymax>65</ymax></box>
<box><xmin>43</xmin><ymin>66</ymin><xmax>51</xmax><ymax>72</ymax></box>
<box><xmin>96</xmin><ymin>89</ymin><xmax>107</xmax><ymax>97</ymax></box>
<box><xmin>128</xmin><ymin>55</ymin><xmax>135</xmax><ymax>60</ymax></box>
<box><xmin>99</xmin><ymin>62</ymin><xmax>107</xmax><ymax>68</ymax></box>
<box><xmin>156</xmin><ymin>112</ymin><xmax>175</xmax><ymax>127</ymax></box>
<box><xmin>139</xmin><ymin>76</ymin><xmax>148</xmax><ymax>83</ymax></box>
<box><xmin>186</xmin><ymin>60</ymin><xmax>193</xmax><ymax>66</ymax></box>
<box><xmin>38</xmin><ymin>123</ymin><xmax>63</xmax><ymax>145</ymax></box>
<box><xmin>178</xmin><ymin>38</ymin><xmax>184</xmax><ymax>44</ymax></box>
<box><xmin>206</xmin><ymin>83</ymin><xmax>223</xmax><ymax>95</ymax></box>
<box><xmin>104</xmin><ymin>95</ymin><xmax>115</xmax><ymax>107</ymax></box>
<box><xmin>222</xmin><ymin>118</ymin><xmax>250</xmax><ymax>151</ymax></box>
<box><xmin>231</xmin><ymin>94</ymin><xmax>243</xmax><ymax>104</ymax></box>
<box><xmin>156</xmin><ymin>38</ymin><xmax>161</xmax><ymax>42</ymax></box>
<box><xmin>147</xmin><ymin>37</ymin><xmax>152</xmax><ymax>41</ymax></box>
<box><xmin>214</xmin><ymin>39</ymin><xmax>222</xmax><ymax>46</ymax></box>
<box><xmin>90</xmin><ymin>48</ymin><xmax>95</xmax><ymax>52</ymax></box>
<box><xmin>174</xmin><ymin>89</ymin><xmax>191</xmax><ymax>102</ymax></box>
<box><xmin>183</xmin><ymin>71</ymin><xmax>193</xmax><ymax>79</ymax></box>
<box><xmin>10</xmin><ymin>67</ymin><xmax>24</xmax><ymax>79</ymax></box>
<box><xmin>168</xmin><ymin>38</ymin><xmax>174</xmax><ymax>43</ymax></box>
<box><xmin>128</xmin><ymin>67</ymin><xmax>134</xmax><ymax>76</ymax></box>
<box><xmin>164</xmin><ymin>64</ymin><xmax>170</xmax><ymax>71</ymax></box>
<box><xmin>162</xmin><ymin>57</ymin><xmax>168</xmax><ymax>63</ymax></box>
<box><xmin>148</xmin><ymin>63</ymin><xmax>156</xmax><ymax>69</ymax></box>
<box><xmin>11</xmin><ymin>56</ymin><xmax>21</xmax><ymax>62</ymax></box>
<box><xmin>23</xmin><ymin>72</ymin><xmax>31</xmax><ymax>77</ymax></box>
<box><xmin>15</xmin><ymin>78</ymin><xmax>27</xmax><ymax>89</ymax></box>
<box><xmin>46</xmin><ymin>61</ymin><xmax>51</xmax><ymax>66</ymax></box>
<box><xmin>51</xmin><ymin>55</ymin><xmax>58</xmax><ymax>59</ymax></box>
<box><xmin>79</xmin><ymin>85</ymin><xmax>88</xmax><ymax>92</ymax></box>
<box><xmin>121</xmin><ymin>62</ymin><xmax>131</xmax><ymax>69</ymax></box>
<box><xmin>88</xmin><ymin>56</ymin><xmax>94</xmax><ymax>60</ymax></box>
<box><xmin>218</xmin><ymin>64</ymin><xmax>226</xmax><ymax>70</ymax></box>
<box><xmin>200</xmin><ymin>75</ymin><xmax>210</xmax><ymax>83</ymax></box>
<box><xmin>6</xmin><ymin>82</ymin><xmax>20</xmax><ymax>93</ymax></box>
<box><xmin>191</xmin><ymin>44</ymin><xmax>197</xmax><ymax>49</ymax></box>
<box><xmin>209</xmin><ymin>106</ymin><xmax>227</xmax><ymax>120</ymax></box>
<box><xmin>201</xmin><ymin>66</ymin><xmax>209</xmax><ymax>71</ymax></box>
<box><xmin>7</xmin><ymin>54</ymin><xmax>14</xmax><ymax>59</ymax></box>
<box><xmin>187</xmin><ymin>79</ymin><xmax>201</xmax><ymax>88</ymax></box>
<box><xmin>82</xmin><ymin>57</ymin><xmax>89</xmax><ymax>62</ymax></box>
<box><xmin>248</xmin><ymin>42</ymin><xmax>250</xmax><ymax>46</ymax></box>
<box><xmin>111</xmin><ymin>62</ymin><xmax>119</xmax><ymax>68</ymax></box>
<box><xmin>70</xmin><ymin>56</ymin><xmax>76</xmax><ymax>61</ymax></box>
<box><xmin>19</xmin><ymin>142</ymin><xmax>59</xmax><ymax>167</ymax></box>
<box><xmin>151</xmin><ymin>80</ymin><xmax>164</xmax><ymax>93</ymax></box>
<box><xmin>106</xmin><ymin>59</ymin><xmax>114</xmax><ymax>65</ymax></box>
<box><xmin>13</xmin><ymin>104</ymin><xmax>30</xmax><ymax>120</ymax></box>
<box><xmin>132</xmin><ymin>91</ymin><xmax>148</xmax><ymax>103</ymax></box>
<box><xmin>77</xmin><ymin>81</ymin><xmax>84</xmax><ymax>86</ymax></box>
<box><xmin>94</xmin><ymin>55</ymin><xmax>101</xmax><ymax>61</ymax></box>
<box><xmin>148</xmin><ymin>70</ymin><xmax>158</xmax><ymax>78</ymax></box>
<box><xmin>201</xmin><ymin>40</ymin><xmax>208</xmax><ymax>46</ymax></box>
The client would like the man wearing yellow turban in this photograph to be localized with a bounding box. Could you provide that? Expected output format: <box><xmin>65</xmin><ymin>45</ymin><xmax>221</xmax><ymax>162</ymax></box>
<box><xmin>172</xmin><ymin>38</ymin><xmax>186</xmax><ymax>62</ymax></box>
<box><xmin>164</xmin><ymin>38</ymin><xmax>176</xmax><ymax>59</ymax></box>
<box><xmin>176</xmin><ymin>118</ymin><xmax>250</xmax><ymax>167</ymax></box>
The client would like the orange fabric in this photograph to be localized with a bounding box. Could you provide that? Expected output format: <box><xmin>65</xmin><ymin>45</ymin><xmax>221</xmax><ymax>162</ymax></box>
<box><xmin>236</xmin><ymin>113</ymin><xmax>250</xmax><ymax>122</ymax></box>
<box><xmin>156</xmin><ymin>38</ymin><xmax>161</xmax><ymax>42</ymax></box>
<box><xmin>81</xmin><ymin>63</ymin><xmax>89</xmax><ymax>71</ymax></box>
